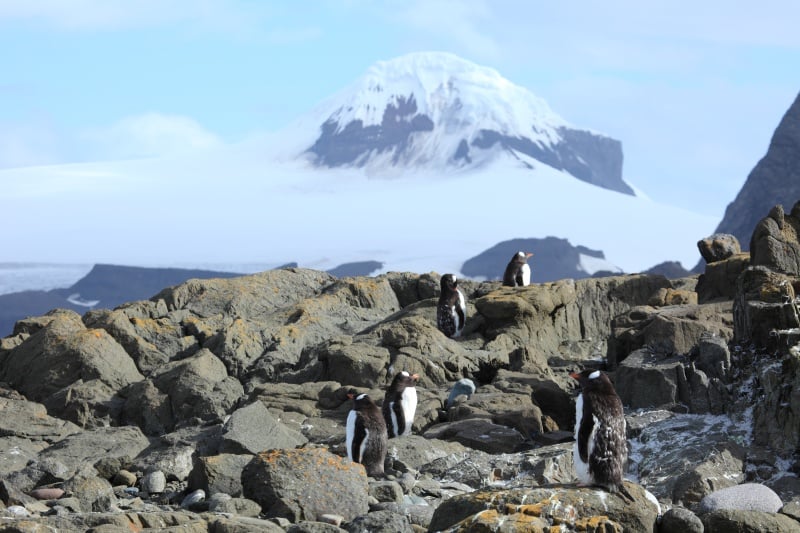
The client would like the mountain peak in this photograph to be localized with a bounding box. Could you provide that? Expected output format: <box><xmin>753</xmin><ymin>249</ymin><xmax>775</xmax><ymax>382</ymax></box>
<box><xmin>302</xmin><ymin>52</ymin><xmax>633</xmax><ymax>195</ymax></box>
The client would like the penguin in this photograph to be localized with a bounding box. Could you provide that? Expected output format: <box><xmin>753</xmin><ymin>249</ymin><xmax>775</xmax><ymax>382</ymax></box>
<box><xmin>382</xmin><ymin>371</ymin><xmax>419</xmax><ymax>438</ymax></box>
<box><xmin>570</xmin><ymin>369</ymin><xmax>633</xmax><ymax>500</ymax></box>
<box><xmin>502</xmin><ymin>251</ymin><xmax>534</xmax><ymax>287</ymax></box>
<box><xmin>437</xmin><ymin>273</ymin><xmax>466</xmax><ymax>338</ymax></box>
<box><xmin>345</xmin><ymin>392</ymin><xmax>388</xmax><ymax>477</ymax></box>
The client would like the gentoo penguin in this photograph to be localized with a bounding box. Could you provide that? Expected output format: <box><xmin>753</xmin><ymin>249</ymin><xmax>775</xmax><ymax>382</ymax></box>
<box><xmin>437</xmin><ymin>273</ymin><xmax>466</xmax><ymax>338</ymax></box>
<box><xmin>345</xmin><ymin>392</ymin><xmax>388</xmax><ymax>477</ymax></box>
<box><xmin>502</xmin><ymin>251</ymin><xmax>534</xmax><ymax>287</ymax></box>
<box><xmin>570</xmin><ymin>369</ymin><xmax>633</xmax><ymax>500</ymax></box>
<box><xmin>382</xmin><ymin>371</ymin><xmax>419</xmax><ymax>438</ymax></box>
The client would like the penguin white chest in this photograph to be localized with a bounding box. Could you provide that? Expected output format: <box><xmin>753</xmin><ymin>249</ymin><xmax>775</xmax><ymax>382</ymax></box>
<box><xmin>520</xmin><ymin>264</ymin><xmax>531</xmax><ymax>286</ymax></box>
<box><xmin>573</xmin><ymin>393</ymin><xmax>598</xmax><ymax>485</ymax></box>
<box><xmin>399</xmin><ymin>387</ymin><xmax>417</xmax><ymax>435</ymax></box>
<box><xmin>345</xmin><ymin>410</ymin><xmax>357</xmax><ymax>461</ymax></box>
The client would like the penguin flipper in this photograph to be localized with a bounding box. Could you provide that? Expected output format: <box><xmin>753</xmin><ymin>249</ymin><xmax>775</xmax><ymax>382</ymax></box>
<box><xmin>351</xmin><ymin>418</ymin><xmax>367</xmax><ymax>463</ymax></box>
<box><xmin>577</xmin><ymin>411</ymin><xmax>595</xmax><ymax>463</ymax></box>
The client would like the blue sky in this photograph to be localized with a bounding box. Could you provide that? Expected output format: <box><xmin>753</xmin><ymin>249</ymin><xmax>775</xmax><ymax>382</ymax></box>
<box><xmin>2</xmin><ymin>0</ymin><xmax>800</xmax><ymax>217</ymax></box>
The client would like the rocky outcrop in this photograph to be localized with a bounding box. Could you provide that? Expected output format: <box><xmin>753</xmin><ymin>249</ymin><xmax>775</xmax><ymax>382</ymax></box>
<box><xmin>715</xmin><ymin>91</ymin><xmax>800</xmax><ymax>248</ymax></box>
<box><xmin>1</xmin><ymin>245</ymin><xmax>800</xmax><ymax>531</ymax></box>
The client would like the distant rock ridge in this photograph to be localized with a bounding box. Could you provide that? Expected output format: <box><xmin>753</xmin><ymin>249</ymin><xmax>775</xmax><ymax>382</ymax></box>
<box><xmin>714</xmin><ymin>90</ymin><xmax>800</xmax><ymax>249</ymax></box>
<box><xmin>304</xmin><ymin>52</ymin><xmax>633</xmax><ymax>196</ymax></box>
<box><xmin>461</xmin><ymin>236</ymin><xmax>621</xmax><ymax>282</ymax></box>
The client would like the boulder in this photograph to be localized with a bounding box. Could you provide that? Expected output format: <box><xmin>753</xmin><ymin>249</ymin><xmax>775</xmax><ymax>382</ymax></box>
<box><xmin>121</xmin><ymin>348</ymin><xmax>243</xmax><ymax>434</ymax></box>
<box><xmin>734</xmin><ymin>266</ymin><xmax>800</xmax><ymax>349</ymax></box>
<box><xmin>344</xmin><ymin>509</ymin><xmax>414</xmax><ymax>533</ymax></box>
<box><xmin>189</xmin><ymin>453</ymin><xmax>253</xmax><ymax>497</ymax></box>
<box><xmin>220</xmin><ymin>401</ymin><xmax>308</xmax><ymax>454</ymax></box>
<box><xmin>428</xmin><ymin>483</ymin><xmax>660</xmax><ymax>533</ymax></box>
<box><xmin>699</xmin><ymin>482</ymin><xmax>784</xmax><ymax>513</ymax></box>
<box><xmin>696</xmin><ymin>252</ymin><xmax>750</xmax><ymax>303</ymax></box>
<box><xmin>750</xmin><ymin>202</ymin><xmax>800</xmax><ymax>275</ymax></box>
<box><xmin>85</xmin><ymin>302</ymin><xmax>198</xmax><ymax>375</ymax></box>
<box><xmin>659</xmin><ymin>506</ymin><xmax>704</xmax><ymax>533</ymax></box>
<box><xmin>8</xmin><ymin>426</ymin><xmax>150</xmax><ymax>490</ymax></box>
<box><xmin>608</xmin><ymin>302</ymin><xmax>733</xmax><ymax>367</ymax></box>
<box><xmin>701</xmin><ymin>509</ymin><xmax>800</xmax><ymax>532</ymax></box>
<box><xmin>242</xmin><ymin>448</ymin><xmax>369</xmax><ymax>522</ymax></box>
<box><xmin>0</xmin><ymin>310</ymin><xmax>143</xmax><ymax>403</ymax></box>
<box><xmin>698</xmin><ymin>233</ymin><xmax>742</xmax><ymax>264</ymax></box>
<box><xmin>422</xmin><ymin>418</ymin><xmax>526</xmax><ymax>453</ymax></box>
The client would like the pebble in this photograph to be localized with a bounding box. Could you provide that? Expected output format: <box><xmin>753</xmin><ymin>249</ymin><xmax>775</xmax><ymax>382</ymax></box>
<box><xmin>114</xmin><ymin>469</ymin><xmax>137</xmax><ymax>487</ymax></box>
<box><xmin>6</xmin><ymin>505</ymin><xmax>29</xmax><ymax>517</ymax></box>
<box><xmin>29</xmin><ymin>487</ymin><xmax>65</xmax><ymax>500</ymax></box>
<box><xmin>140</xmin><ymin>470</ymin><xmax>167</xmax><ymax>494</ymax></box>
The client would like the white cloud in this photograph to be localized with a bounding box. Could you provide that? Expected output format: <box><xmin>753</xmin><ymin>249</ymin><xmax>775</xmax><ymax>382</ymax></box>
<box><xmin>0</xmin><ymin>119</ymin><xmax>65</xmax><ymax>169</ymax></box>
<box><xmin>80</xmin><ymin>113</ymin><xmax>224</xmax><ymax>160</ymax></box>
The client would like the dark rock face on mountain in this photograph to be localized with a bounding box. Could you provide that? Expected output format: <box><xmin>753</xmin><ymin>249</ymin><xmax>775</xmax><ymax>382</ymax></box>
<box><xmin>2</xmin><ymin>204</ymin><xmax>800</xmax><ymax>531</ymax></box>
<box><xmin>715</xmin><ymin>91</ymin><xmax>800</xmax><ymax>249</ymax></box>
<box><xmin>461</xmin><ymin>236</ymin><xmax>614</xmax><ymax>282</ymax></box>
<box><xmin>306</xmin><ymin>98</ymin><xmax>632</xmax><ymax>195</ymax></box>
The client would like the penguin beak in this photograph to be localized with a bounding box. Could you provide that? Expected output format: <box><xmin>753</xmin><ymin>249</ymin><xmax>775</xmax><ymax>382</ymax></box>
<box><xmin>347</xmin><ymin>392</ymin><xmax>355</xmax><ymax>400</ymax></box>
<box><xmin>526</xmin><ymin>253</ymin><xmax>534</xmax><ymax>258</ymax></box>
<box><xmin>411</xmin><ymin>373</ymin><xmax>419</xmax><ymax>382</ymax></box>
<box><xmin>569</xmin><ymin>371</ymin><xmax>580</xmax><ymax>381</ymax></box>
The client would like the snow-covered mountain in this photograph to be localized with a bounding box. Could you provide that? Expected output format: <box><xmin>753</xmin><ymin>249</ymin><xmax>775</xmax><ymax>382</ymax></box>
<box><xmin>0</xmin><ymin>53</ymin><xmax>719</xmax><ymax>283</ymax></box>
<box><xmin>301</xmin><ymin>52</ymin><xmax>632</xmax><ymax>195</ymax></box>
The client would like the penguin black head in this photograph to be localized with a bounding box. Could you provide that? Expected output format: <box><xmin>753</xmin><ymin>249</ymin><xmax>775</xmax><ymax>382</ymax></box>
<box><xmin>512</xmin><ymin>251</ymin><xmax>533</xmax><ymax>263</ymax></box>
<box><xmin>569</xmin><ymin>369</ymin><xmax>617</xmax><ymax>394</ymax></box>
<box><xmin>389</xmin><ymin>370</ymin><xmax>419</xmax><ymax>390</ymax></box>
<box><xmin>347</xmin><ymin>392</ymin><xmax>375</xmax><ymax>410</ymax></box>
<box><xmin>441</xmin><ymin>273</ymin><xmax>458</xmax><ymax>293</ymax></box>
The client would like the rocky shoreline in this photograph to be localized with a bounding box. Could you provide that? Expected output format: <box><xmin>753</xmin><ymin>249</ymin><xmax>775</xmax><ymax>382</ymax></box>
<box><xmin>2</xmin><ymin>204</ymin><xmax>800</xmax><ymax>532</ymax></box>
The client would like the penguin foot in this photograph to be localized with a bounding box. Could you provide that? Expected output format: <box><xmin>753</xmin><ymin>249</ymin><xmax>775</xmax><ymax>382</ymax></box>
<box><xmin>614</xmin><ymin>484</ymin><xmax>635</xmax><ymax>503</ymax></box>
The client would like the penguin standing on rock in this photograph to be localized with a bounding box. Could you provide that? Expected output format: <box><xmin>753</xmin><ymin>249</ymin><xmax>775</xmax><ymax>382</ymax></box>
<box><xmin>345</xmin><ymin>392</ymin><xmax>388</xmax><ymax>477</ymax></box>
<box><xmin>437</xmin><ymin>273</ymin><xmax>466</xmax><ymax>338</ymax></box>
<box><xmin>503</xmin><ymin>251</ymin><xmax>534</xmax><ymax>287</ymax></box>
<box><xmin>383</xmin><ymin>371</ymin><xmax>419</xmax><ymax>438</ymax></box>
<box><xmin>570</xmin><ymin>369</ymin><xmax>633</xmax><ymax>500</ymax></box>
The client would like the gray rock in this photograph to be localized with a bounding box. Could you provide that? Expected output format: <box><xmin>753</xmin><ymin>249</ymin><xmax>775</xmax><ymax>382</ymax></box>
<box><xmin>698</xmin><ymin>233</ymin><xmax>742</xmax><ymax>264</ymax></box>
<box><xmin>122</xmin><ymin>348</ymin><xmax>243</xmax><ymax>434</ymax></box>
<box><xmin>189</xmin><ymin>453</ymin><xmax>253</xmax><ymax>497</ymax></box>
<box><xmin>0</xmin><ymin>310</ymin><xmax>143</xmax><ymax>404</ymax></box>
<box><xmin>368</xmin><ymin>480</ymin><xmax>403</xmax><ymax>504</ymax></box>
<box><xmin>62</xmin><ymin>473</ymin><xmax>116</xmax><ymax>513</ymax></box>
<box><xmin>209</xmin><ymin>496</ymin><xmax>262</xmax><ymax>517</ymax></box>
<box><xmin>221</xmin><ymin>401</ymin><xmax>308</xmax><ymax>455</ymax></box>
<box><xmin>696</xmin><ymin>253</ymin><xmax>749</xmax><ymax>303</ymax></box>
<box><xmin>21</xmin><ymin>426</ymin><xmax>150</xmax><ymax>486</ymax></box>
<box><xmin>751</xmin><ymin>202</ymin><xmax>800</xmax><ymax>275</ymax></box>
<box><xmin>660</xmin><ymin>506</ymin><xmax>704</xmax><ymax>533</ymax></box>
<box><xmin>672</xmin><ymin>447</ymin><xmax>745</xmax><ymax>509</ymax></box>
<box><xmin>422</xmin><ymin>418</ymin><xmax>525</xmax><ymax>453</ymax></box>
<box><xmin>701</xmin><ymin>508</ymin><xmax>800</xmax><ymax>532</ymax></box>
<box><xmin>140</xmin><ymin>470</ymin><xmax>167</xmax><ymax>494</ymax></box>
<box><xmin>343</xmin><ymin>509</ymin><xmax>414</xmax><ymax>533</ymax></box>
<box><xmin>429</xmin><ymin>483</ymin><xmax>658</xmax><ymax>533</ymax></box>
<box><xmin>698</xmin><ymin>483</ymin><xmax>784</xmax><ymax>514</ymax></box>
<box><xmin>287</xmin><ymin>521</ymin><xmax>348</xmax><ymax>533</ymax></box>
<box><xmin>242</xmin><ymin>448</ymin><xmax>369</xmax><ymax>522</ymax></box>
